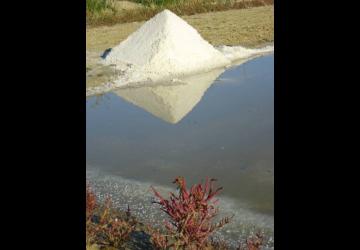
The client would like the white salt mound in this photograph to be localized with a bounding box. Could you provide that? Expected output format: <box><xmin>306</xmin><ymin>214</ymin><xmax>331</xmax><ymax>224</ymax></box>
<box><xmin>103</xmin><ymin>9</ymin><xmax>231</xmax><ymax>82</ymax></box>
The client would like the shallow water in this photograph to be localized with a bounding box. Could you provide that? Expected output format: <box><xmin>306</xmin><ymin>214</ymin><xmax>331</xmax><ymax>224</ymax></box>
<box><xmin>86</xmin><ymin>54</ymin><xmax>274</xmax><ymax>247</ymax></box>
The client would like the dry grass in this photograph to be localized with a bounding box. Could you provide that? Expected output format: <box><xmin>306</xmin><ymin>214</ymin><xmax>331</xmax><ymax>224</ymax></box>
<box><xmin>87</xmin><ymin>0</ymin><xmax>273</xmax><ymax>27</ymax></box>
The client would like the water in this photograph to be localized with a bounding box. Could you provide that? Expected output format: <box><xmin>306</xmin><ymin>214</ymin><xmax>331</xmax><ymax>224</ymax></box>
<box><xmin>86</xmin><ymin>54</ymin><xmax>274</xmax><ymax>247</ymax></box>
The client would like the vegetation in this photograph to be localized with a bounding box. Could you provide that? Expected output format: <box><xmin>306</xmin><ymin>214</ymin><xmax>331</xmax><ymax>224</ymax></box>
<box><xmin>86</xmin><ymin>0</ymin><xmax>115</xmax><ymax>15</ymax></box>
<box><xmin>86</xmin><ymin>0</ymin><xmax>274</xmax><ymax>27</ymax></box>
<box><xmin>135</xmin><ymin>0</ymin><xmax>179</xmax><ymax>6</ymax></box>
<box><xmin>86</xmin><ymin>185</ymin><xmax>137</xmax><ymax>248</ymax></box>
<box><xmin>150</xmin><ymin>177</ymin><xmax>231</xmax><ymax>249</ymax></box>
<box><xmin>86</xmin><ymin>177</ymin><xmax>265</xmax><ymax>249</ymax></box>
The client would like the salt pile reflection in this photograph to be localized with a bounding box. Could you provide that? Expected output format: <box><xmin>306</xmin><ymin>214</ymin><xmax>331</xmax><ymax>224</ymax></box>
<box><xmin>114</xmin><ymin>68</ymin><xmax>225</xmax><ymax>124</ymax></box>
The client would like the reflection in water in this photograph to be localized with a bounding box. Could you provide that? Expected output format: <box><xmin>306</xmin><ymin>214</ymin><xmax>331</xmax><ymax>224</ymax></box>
<box><xmin>110</xmin><ymin>56</ymin><xmax>264</xmax><ymax>124</ymax></box>
<box><xmin>114</xmin><ymin>68</ymin><xmax>224</xmax><ymax>124</ymax></box>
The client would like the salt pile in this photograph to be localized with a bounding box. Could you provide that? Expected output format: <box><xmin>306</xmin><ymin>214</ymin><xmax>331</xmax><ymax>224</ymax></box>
<box><xmin>103</xmin><ymin>10</ymin><xmax>230</xmax><ymax>83</ymax></box>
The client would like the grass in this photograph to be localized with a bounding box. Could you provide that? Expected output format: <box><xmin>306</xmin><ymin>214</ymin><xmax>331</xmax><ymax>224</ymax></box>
<box><xmin>87</xmin><ymin>0</ymin><xmax>115</xmax><ymax>15</ymax></box>
<box><xmin>86</xmin><ymin>0</ymin><xmax>274</xmax><ymax>27</ymax></box>
<box><xmin>134</xmin><ymin>0</ymin><xmax>180</xmax><ymax>6</ymax></box>
<box><xmin>86</xmin><ymin>177</ymin><xmax>265</xmax><ymax>250</ymax></box>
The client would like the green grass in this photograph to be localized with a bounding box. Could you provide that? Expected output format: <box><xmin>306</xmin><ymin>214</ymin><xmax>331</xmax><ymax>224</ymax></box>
<box><xmin>86</xmin><ymin>0</ymin><xmax>274</xmax><ymax>27</ymax></box>
<box><xmin>86</xmin><ymin>0</ymin><xmax>115</xmax><ymax>15</ymax></box>
<box><xmin>134</xmin><ymin>0</ymin><xmax>181</xmax><ymax>6</ymax></box>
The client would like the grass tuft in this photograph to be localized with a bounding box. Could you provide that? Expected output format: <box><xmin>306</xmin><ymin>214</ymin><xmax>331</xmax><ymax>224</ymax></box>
<box><xmin>87</xmin><ymin>0</ymin><xmax>115</xmax><ymax>14</ymax></box>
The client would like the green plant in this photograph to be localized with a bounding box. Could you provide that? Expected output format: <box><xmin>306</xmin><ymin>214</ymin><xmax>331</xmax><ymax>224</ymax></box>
<box><xmin>135</xmin><ymin>0</ymin><xmax>180</xmax><ymax>7</ymax></box>
<box><xmin>86</xmin><ymin>0</ymin><xmax>274</xmax><ymax>26</ymax></box>
<box><xmin>86</xmin><ymin>0</ymin><xmax>115</xmax><ymax>15</ymax></box>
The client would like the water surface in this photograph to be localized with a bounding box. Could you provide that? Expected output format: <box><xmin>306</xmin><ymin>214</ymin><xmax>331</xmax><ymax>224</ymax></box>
<box><xmin>86</xmin><ymin>54</ymin><xmax>274</xmax><ymax>246</ymax></box>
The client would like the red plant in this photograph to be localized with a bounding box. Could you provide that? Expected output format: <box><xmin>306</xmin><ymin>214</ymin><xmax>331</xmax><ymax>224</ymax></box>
<box><xmin>237</xmin><ymin>232</ymin><xmax>264</xmax><ymax>250</ymax></box>
<box><xmin>148</xmin><ymin>227</ymin><xmax>171</xmax><ymax>249</ymax></box>
<box><xmin>86</xmin><ymin>185</ymin><xmax>137</xmax><ymax>248</ymax></box>
<box><xmin>151</xmin><ymin>176</ymin><xmax>232</xmax><ymax>249</ymax></box>
<box><xmin>86</xmin><ymin>185</ymin><xmax>97</xmax><ymax>218</ymax></box>
<box><xmin>210</xmin><ymin>238</ymin><xmax>231</xmax><ymax>250</ymax></box>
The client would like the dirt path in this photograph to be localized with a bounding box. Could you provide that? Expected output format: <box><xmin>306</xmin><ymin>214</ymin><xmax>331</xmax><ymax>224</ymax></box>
<box><xmin>87</xmin><ymin>6</ymin><xmax>273</xmax><ymax>54</ymax></box>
